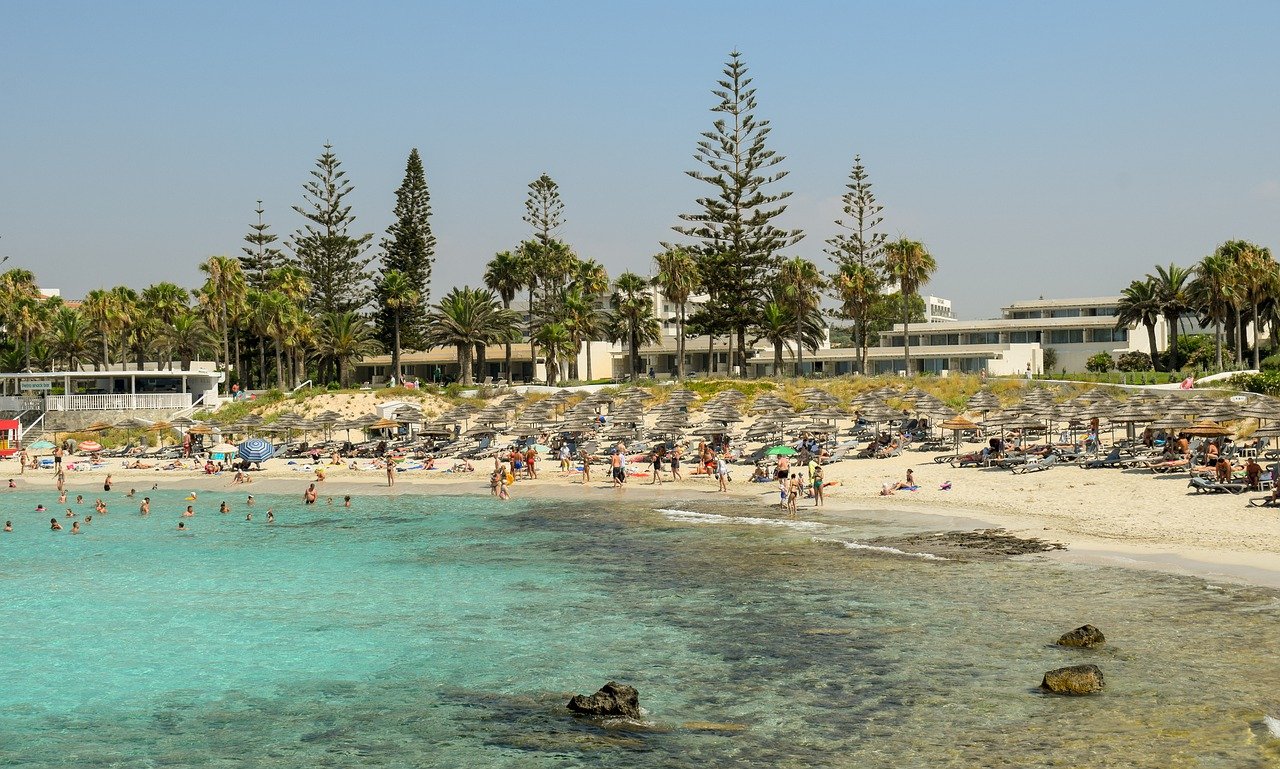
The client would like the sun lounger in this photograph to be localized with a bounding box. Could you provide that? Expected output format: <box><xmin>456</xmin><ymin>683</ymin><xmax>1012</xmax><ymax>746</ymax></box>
<box><xmin>1187</xmin><ymin>476</ymin><xmax>1247</xmax><ymax>494</ymax></box>
<box><xmin>1248</xmin><ymin>495</ymin><xmax>1279</xmax><ymax>507</ymax></box>
<box><xmin>1081</xmin><ymin>448</ymin><xmax>1123</xmax><ymax>469</ymax></box>
<box><xmin>1012</xmin><ymin>454</ymin><xmax>1058</xmax><ymax>474</ymax></box>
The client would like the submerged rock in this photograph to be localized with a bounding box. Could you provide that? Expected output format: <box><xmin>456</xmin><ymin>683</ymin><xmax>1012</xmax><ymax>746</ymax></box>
<box><xmin>1040</xmin><ymin>664</ymin><xmax>1105</xmax><ymax>695</ymax></box>
<box><xmin>683</xmin><ymin>721</ymin><xmax>749</xmax><ymax>732</ymax></box>
<box><xmin>567</xmin><ymin>682</ymin><xmax>641</xmax><ymax>719</ymax></box>
<box><xmin>1057</xmin><ymin>624</ymin><xmax>1106</xmax><ymax>648</ymax></box>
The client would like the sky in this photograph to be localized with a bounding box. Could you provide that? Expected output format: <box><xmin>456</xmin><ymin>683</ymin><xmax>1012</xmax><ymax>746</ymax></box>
<box><xmin>2</xmin><ymin>0</ymin><xmax>1278</xmax><ymax>320</ymax></box>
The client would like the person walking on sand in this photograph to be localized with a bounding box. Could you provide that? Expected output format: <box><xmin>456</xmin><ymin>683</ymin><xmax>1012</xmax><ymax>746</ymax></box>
<box><xmin>670</xmin><ymin>447</ymin><xmax>682</xmax><ymax>482</ymax></box>
<box><xmin>716</xmin><ymin>454</ymin><xmax>729</xmax><ymax>493</ymax></box>
<box><xmin>18</xmin><ymin>449</ymin><xmax>27</xmax><ymax>475</ymax></box>
<box><xmin>559</xmin><ymin>443</ymin><xmax>571</xmax><ymax>473</ymax></box>
<box><xmin>812</xmin><ymin>464</ymin><xmax>824</xmax><ymax>507</ymax></box>
<box><xmin>611</xmin><ymin>451</ymin><xmax>623</xmax><ymax>488</ymax></box>
<box><xmin>580</xmin><ymin>449</ymin><xmax>591</xmax><ymax>484</ymax></box>
<box><xmin>386</xmin><ymin>458</ymin><xmax>395</xmax><ymax>487</ymax></box>
<box><xmin>786</xmin><ymin>473</ymin><xmax>799</xmax><ymax>517</ymax></box>
<box><xmin>650</xmin><ymin>449</ymin><xmax>664</xmax><ymax>485</ymax></box>
<box><xmin>524</xmin><ymin>446</ymin><xmax>537</xmax><ymax>480</ymax></box>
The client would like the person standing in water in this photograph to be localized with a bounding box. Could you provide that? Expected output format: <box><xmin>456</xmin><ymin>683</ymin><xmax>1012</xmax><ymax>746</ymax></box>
<box><xmin>140</xmin><ymin>497</ymin><xmax>151</xmax><ymax>515</ymax></box>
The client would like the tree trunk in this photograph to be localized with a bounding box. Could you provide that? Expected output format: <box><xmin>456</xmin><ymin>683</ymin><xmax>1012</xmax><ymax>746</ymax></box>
<box><xmin>220</xmin><ymin>308</ymin><xmax>230</xmax><ymax>387</ymax></box>
<box><xmin>795</xmin><ymin>308</ymin><xmax>804</xmax><ymax>377</ymax></box>
<box><xmin>274</xmin><ymin>341</ymin><xmax>284</xmax><ymax>389</ymax></box>
<box><xmin>630</xmin><ymin>326</ymin><xmax>639</xmax><ymax>378</ymax></box>
<box><xmin>502</xmin><ymin>298</ymin><xmax>513</xmax><ymax>384</ymax></box>
<box><xmin>1145</xmin><ymin>322</ymin><xmax>1158</xmax><ymax>368</ymax></box>
<box><xmin>584</xmin><ymin>340</ymin><xmax>592</xmax><ymax>382</ymax></box>
<box><xmin>676</xmin><ymin>304</ymin><xmax>686</xmax><ymax>380</ymax></box>
<box><xmin>1253</xmin><ymin>303</ymin><xmax>1262</xmax><ymax>369</ymax></box>
<box><xmin>773</xmin><ymin>341</ymin><xmax>782</xmax><ymax>376</ymax></box>
<box><xmin>102</xmin><ymin>336</ymin><xmax>110</xmax><ymax>371</ymax></box>
<box><xmin>391</xmin><ymin>313</ymin><xmax>401</xmax><ymax>382</ymax></box>
<box><xmin>903</xmin><ymin>299</ymin><xmax>912</xmax><ymax>376</ymax></box>
<box><xmin>708</xmin><ymin>333</ymin><xmax>714</xmax><ymax>376</ymax></box>
<box><xmin>1168</xmin><ymin>314</ymin><xmax>1179</xmax><ymax>372</ymax></box>
<box><xmin>234</xmin><ymin>330</ymin><xmax>242</xmax><ymax>384</ymax></box>
<box><xmin>476</xmin><ymin>342</ymin><xmax>487</xmax><ymax>381</ymax></box>
<box><xmin>258</xmin><ymin>341</ymin><xmax>267</xmax><ymax>390</ymax></box>
<box><xmin>1214</xmin><ymin>318</ymin><xmax>1223</xmax><ymax>372</ymax></box>
<box><xmin>457</xmin><ymin>343</ymin><xmax>473</xmax><ymax>386</ymax></box>
<box><xmin>736</xmin><ymin>326</ymin><xmax>747</xmax><ymax>378</ymax></box>
<box><xmin>527</xmin><ymin>286</ymin><xmax>536</xmax><ymax>383</ymax></box>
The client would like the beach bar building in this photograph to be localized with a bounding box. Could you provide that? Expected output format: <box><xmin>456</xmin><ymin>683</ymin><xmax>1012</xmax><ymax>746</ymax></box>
<box><xmin>0</xmin><ymin>369</ymin><xmax>223</xmax><ymax>434</ymax></box>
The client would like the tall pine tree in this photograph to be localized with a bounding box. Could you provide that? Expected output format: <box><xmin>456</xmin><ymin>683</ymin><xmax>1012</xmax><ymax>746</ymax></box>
<box><xmin>825</xmin><ymin>155</ymin><xmax>887</xmax><ymax>374</ymax></box>
<box><xmin>673</xmin><ymin>51</ymin><xmax>803</xmax><ymax>375</ymax></box>
<box><xmin>240</xmin><ymin>200</ymin><xmax>285</xmax><ymax>289</ymax></box>
<box><xmin>289</xmin><ymin>144</ymin><xmax>374</xmax><ymax>315</ymax></box>
<box><xmin>519</xmin><ymin>173</ymin><xmax>568</xmax><ymax>375</ymax></box>
<box><xmin>375</xmin><ymin>148</ymin><xmax>435</xmax><ymax>354</ymax></box>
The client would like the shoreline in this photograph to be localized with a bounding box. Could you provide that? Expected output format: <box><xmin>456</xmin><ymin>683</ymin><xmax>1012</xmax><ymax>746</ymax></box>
<box><xmin>11</xmin><ymin>461</ymin><xmax>1280</xmax><ymax>590</ymax></box>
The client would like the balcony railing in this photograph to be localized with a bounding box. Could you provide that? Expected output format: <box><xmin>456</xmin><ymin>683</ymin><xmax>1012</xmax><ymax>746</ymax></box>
<box><xmin>44</xmin><ymin>393</ymin><xmax>194</xmax><ymax>412</ymax></box>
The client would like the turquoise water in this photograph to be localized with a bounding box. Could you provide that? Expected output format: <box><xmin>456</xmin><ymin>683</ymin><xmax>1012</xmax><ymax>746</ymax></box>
<box><xmin>1</xmin><ymin>490</ymin><xmax>1279</xmax><ymax>767</ymax></box>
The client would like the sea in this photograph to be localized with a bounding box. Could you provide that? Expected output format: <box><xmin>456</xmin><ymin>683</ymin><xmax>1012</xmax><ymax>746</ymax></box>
<box><xmin>1</xmin><ymin>489</ymin><xmax>1278</xmax><ymax>768</ymax></box>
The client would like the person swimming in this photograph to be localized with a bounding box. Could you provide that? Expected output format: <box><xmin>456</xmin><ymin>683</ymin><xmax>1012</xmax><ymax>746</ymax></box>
<box><xmin>219</xmin><ymin>501</ymin><xmax>230</xmax><ymax>514</ymax></box>
<box><xmin>64</xmin><ymin>509</ymin><xmax>75</xmax><ymax>517</ymax></box>
<box><xmin>50</xmin><ymin>518</ymin><xmax>62</xmax><ymax>531</ymax></box>
<box><xmin>84</xmin><ymin>515</ymin><xmax>92</xmax><ymax>524</ymax></box>
<box><xmin>266</xmin><ymin>510</ymin><xmax>275</xmax><ymax>523</ymax></box>
<box><xmin>177</xmin><ymin>521</ymin><xmax>187</xmax><ymax>531</ymax></box>
<box><xmin>127</xmin><ymin>488</ymin><xmax>136</xmax><ymax>498</ymax></box>
<box><xmin>343</xmin><ymin>495</ymin><xmax>351</xmax><ymax>508</ymax></box>
<box><xmin>245</xmin><ymin>512</ymin><xmax>252</xmax><ymax>521</ymax></box>
<box><xmin>182</xmin><ymin>505</ymin><xmax>195</xmax><ymax>517</ymax></box>
<box><xmin>75</xmin><ymin>495</ymin><xmax>83</xmax><ymax>505</ymax></box>
<box><xmin>2</xmin><ymin>521</ymin><xmax>10</xmax><ymax>532</ymax></box>
<box><xmin>247</xmin><ymin>495</ymin><xmax>255</xmax><ymax>506</ymax></box>
<box><xmin>35</xmin><ymin>504</ymin><xmax>45</xmax><ymax>513</ymax></box>
<box><xmin>70</xmin><ymin>521</ymin><xmax>81</xmax><ymax>534</ymax></box>
<box><xmin>140</xmin><ymin>498</ymin><xmax>151</xmax><ymax>515</ymax></box>
<box><xmin>185</xmin><ymin>492</ymin><xmax>198</xmax><ymax>501</ymax></box>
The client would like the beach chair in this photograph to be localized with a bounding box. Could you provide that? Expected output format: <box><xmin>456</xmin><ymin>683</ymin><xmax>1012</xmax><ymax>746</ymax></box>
<box><xmin>1187</xmin><ymin>476</ymin><xmax>1247</xmax><ymax>494</ymax></box>
<box><xmin>1081</xmin><ymin>448</ymin><xmax>1123</xmax><ymax>469</ymax></box>
<box><xmin>1247</xmin><ymin>494</ymin><xmax>1280</xmax><ymax>507</ymax></box>
<box><xmin>1011</xmin><ymin>453</ymin><xmax>1058</xmax><ymax>474</ymax></box>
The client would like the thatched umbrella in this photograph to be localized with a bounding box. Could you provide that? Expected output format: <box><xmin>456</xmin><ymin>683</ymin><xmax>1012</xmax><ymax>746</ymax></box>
<box><xmin>1183</xmin><ymin>419</ymin><xmax>1232</xmax><ymax>438</ymax></box>
<box><xmin>82</xmin><ymin>420</ymin><xmax>116</xmax><ymax>433</ymax></box>
<box><xmin>939</xmin><ymin>416</ymin><xmax>980</xmax><ymax>450</ymax></box>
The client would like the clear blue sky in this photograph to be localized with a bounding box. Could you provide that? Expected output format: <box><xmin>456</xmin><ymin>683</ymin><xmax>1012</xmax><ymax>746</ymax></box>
<box><xmin>3</xmin><ymin>0</ymin><xmax>1278</xmax><ymax>319</ymax></box>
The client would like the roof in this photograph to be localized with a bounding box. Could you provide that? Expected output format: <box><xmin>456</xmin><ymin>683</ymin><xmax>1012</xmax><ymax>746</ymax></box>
<box><xmin>1003</xmin><ymin>296</ymin><xmax>1124</xmax><ymax>310</ymax></box>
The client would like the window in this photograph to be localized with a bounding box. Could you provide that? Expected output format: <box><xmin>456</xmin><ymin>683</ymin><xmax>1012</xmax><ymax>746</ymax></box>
<box><xmin>1049</xmin><ymin>308</ymin><xmax>1081</xmax><ymax>318</ymax></box>
<box><xmin>968</xmin><ymin>332</ymin><xmax>1001</xmax><ymax>345</ymax></box>
<box><xmin>928</xmin><ymin>334</ymin><xmax>959</xmax><ymax>346</ymax></box>
<box><xmin>1009</xmin><ymin>310</ymin><xmax>1042</xmax><ymax>319</ymax></box>
<box><xmin>1049</xmin><ymin>329</ymin><xmax>1085</xmax><ymax>344</ymax></box>
<box><xmin>1009</xmin><ymin>331</ymin><xmax>1039</xmax><ymax>344</ymax></box>
<box><xmin>1088</xmin><ymin>328</ymin><xmax>1128</xmax><ymax>343</ymax></box>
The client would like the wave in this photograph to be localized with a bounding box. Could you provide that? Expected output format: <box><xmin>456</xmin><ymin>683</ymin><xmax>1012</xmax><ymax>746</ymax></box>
<box><xmin>813</xmin><ymin>537</ymin><xmax>950</xmax><ymax>562</ymax></box>
<box><xmin>655</xmin><ymin>508</ymin><xmax>825</xmax><ymax>532</ymax></box>
<box><xmin>1265</xmin><ymin>714</ymin><xmax>1280</xmax><ymax>739</ymax></box>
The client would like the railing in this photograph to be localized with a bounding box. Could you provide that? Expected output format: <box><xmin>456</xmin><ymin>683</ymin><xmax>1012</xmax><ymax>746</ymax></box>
<box><xmin>44</xmin><ymin>393</ymin><xmax>194</xmax><ymax>412</ymax></box>
<box><xmin>0</xmin><ymin>396</ymin><xmax>43</xmax><ymax>412</ymax></box>
<box><xmin>167</xmin><ymin>394</ymin><xmax>206</xmax><ymax>421</ymax></box>
<box><xmin>19</xmin><ymin>412</ymin><xmax>43</xmax><ymax>440</ymax></box>
<box><xmin>291</xmin><ymin>380</ymin><xmax>313</xmax><ymax>393</ymax></box>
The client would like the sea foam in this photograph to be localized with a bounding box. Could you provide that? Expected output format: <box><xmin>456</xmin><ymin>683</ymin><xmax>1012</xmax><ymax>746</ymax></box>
<box><xmin>655</xmin><ymin>508</ymin><xmax>825</xmax><ymax>532</ymax></box>
<box><xmin>813</xmin><ymin>537</ymin><xmax>950</xmax><ymax>562</ymax></box>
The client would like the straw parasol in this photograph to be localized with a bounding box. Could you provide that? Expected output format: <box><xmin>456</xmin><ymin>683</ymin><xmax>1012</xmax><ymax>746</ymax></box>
<box><xmin>82</xmin><ymin>420</ymin><xmax>116</xmax><ymax>433</ymax></box>
<box><xmin>367</xmin><ymin>418</ymin><xmax>401</xmax><ymax>431</ymax></box>
<box><xmin>1183</xmin><ymin>419</ymin><xmax>1232</xmax><ymax>438</ymax></box>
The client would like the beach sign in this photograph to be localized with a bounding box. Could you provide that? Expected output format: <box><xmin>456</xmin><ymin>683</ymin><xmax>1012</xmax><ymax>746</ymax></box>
<box><xmin>1230</xmin><ymin>395</ymin><xmax>1247</xmax><ymax>403</ymax></box>
<box><xmin>20</xmin><ymin>380</ymin><xmax>52</xmax><ymax>391</ymax></box>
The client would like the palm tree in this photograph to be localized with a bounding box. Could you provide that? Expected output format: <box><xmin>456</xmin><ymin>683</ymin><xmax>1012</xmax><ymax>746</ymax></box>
<box><xmin>164</xmin><ymin>311</ymin><xmax>218</xmax><ymax>371</ymax></box>
<box><xmin>831</xmin><ymin>261</ymin><xmax>884</xmax><ymax>374</ymax></box>
<box><xmin>314</xmin><ymin>312</ymin><xmax>380</xmax><ymax>388</ymax></box>
<box><xmin>652</xmin><ymin>247</ymin><xmax>699</xmax><ymax>381</ymax></box>
<box><xmin>251</xmin><ymin>290</ymin><xmax>289</xmax><ymax>388</ymax></box>
<box><xmin>48</xmin><ymin>306</ymin><xmax>92</xmax><ymax>371</ymax></box>
<box><xmin>607</xmin><ymin>272</ymin><xmax>661</xmax><ymax>379</ymax></box>
<box><xmin>777</xmin><ymin>257</ymin><xmax>825</xmax><ymax>376</ymax></box>
<box><xmin>883</xmin><ymin>239</ymin><xmax>937</xmax><ymax>375</ymax></box>
<box><xmin>378</xmin><ymin>270</ymin><xmax>418</xmax><ymax>382</ymax></box>
<box><xmin>424</xmin><ymin>286</ymin><xmax>520</xmax><ymax>386</ymax></box>
<box><xmin>1218</xmin><ymin>240</ymin><xmax>1276</xmax><ymax>369</ymax></box>
<box><xmin>1190</xmin><ymin>251</ymin><xmax>1236</xmax><ymax>371</ymax></box>
<box><xmin>756</xmin><ymin>301</ymin><xmax>791</xmax><ymax>376</ymax></box>
<box><xmin>199</xmin><ymin>255</ymin><xmax>247</xmax><ymax>382</ymax></box>
<box><xmin>515</xmin><ymin>241</ymin><xmax>541</xmax><ymax>381</ymax></box>
<box><xmin>8</xmin><ymin>295</ymin><xmax>52</xmax><ymax>371</ymax></box>
<box><xmin>571</xmin><ymin>258</ymin><xmax>610</xmax><ymax>381</ymax></box>
<box><xmin>81</xmin><ymin>288</ymin><xmax>127</xmax><ymax>370</ymax></box>
<box><xmin>1150</xmin><ymin>263</ymin><xmax>1193</xmax><ymax>371</ymax></box>
<box><xmin>483</xmin><ymin>250</ymin><xmax>524</xmax><ymax>384</ymax></box>
<box><xmin>1116</xmin><ymin>278</ymin><xmax>1162</xmax><ymax>368</ymax></box>
<box><xmin>534</xmin><ymin>322</ymin><xmax>576</xmax><ymax>387</ymax></box>
<box><xmin>560</xmin><ymin>286</ymin><xmax>600</xmax><ymax>382</ymax></box>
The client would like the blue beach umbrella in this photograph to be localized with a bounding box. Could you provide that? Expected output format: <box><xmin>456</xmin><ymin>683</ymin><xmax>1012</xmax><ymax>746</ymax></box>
<box><xmin>237</xmin><ymin>437</ymin><xmax>275</xmax><ymax>464</ymax></box>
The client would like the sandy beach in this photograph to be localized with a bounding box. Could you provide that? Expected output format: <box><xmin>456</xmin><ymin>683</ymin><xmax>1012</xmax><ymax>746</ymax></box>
<box><xmin>13</xmin><ymin>445</ymin><xmax>1279</xmax><ymax>589</ymax></box>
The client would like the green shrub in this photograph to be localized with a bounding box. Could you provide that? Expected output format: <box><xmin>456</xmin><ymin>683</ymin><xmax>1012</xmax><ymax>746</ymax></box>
<box><xmin>1228</xmin><ymin>371</ymin><xmax>1280</xmax><ymax>395</ymax></box>
<box><xmin>1261</xmin><ymin>353</ymin><xmax>1280</xmax><ymax>371</ymax></box>
<box><xmin>1085</xmin><ymin>352</ymin><xmax>1113</xmax><ymax>373</ymax></box>
<box><xmin>1116</xmin><ymin>351</ymin><xmax>1153</xmax><ymax>372</ymax></box>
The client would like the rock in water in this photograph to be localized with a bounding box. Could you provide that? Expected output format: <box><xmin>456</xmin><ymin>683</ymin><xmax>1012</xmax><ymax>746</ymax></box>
<box><xmin>567</xmin><ymin>682</ymin><xmax>641</xmax><ymax>719</ymax></box>
<box><xmin>1056</xmin><ymin>624</ymin><xmax>1106</xmax><ymax>648</ymax></box>
<box><xmin>1041</xmin><ymin>664</ymin><xmax>1105</xmax><ymax>695</ymax></box>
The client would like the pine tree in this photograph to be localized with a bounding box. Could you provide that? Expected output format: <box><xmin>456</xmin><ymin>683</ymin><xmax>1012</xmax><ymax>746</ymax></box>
<box><xmin>240</xmin><ymin>201</ymin><xmax>285</xmax><ymax>289</ymax></box>
<box><xmin>289</xmin><ymin>144</ymin><xmax>374</xmax><ymax>315</ymax></box>
<box><xmin>374</xmin><ymin>149</ymin><xmax>435</xmax><ymax>354</ymax></box>
<box><xmin>520</xmin><ymin>173</ymin><xmax>568</xmax><ymax>376</ymax></box>
<box><xmin>524</xmin><ymin>173</ymin><xmax>564</xmax><ymax>247</ymax></box>
<box><xmin>825</xmin><ymin>155</ymin><xmax>887</xmax><ymax>374</ymax></box>
<box><xmin>673</xmin><ymin>51</ymin><xmax>803</xmax><ymax>376</ymax></box>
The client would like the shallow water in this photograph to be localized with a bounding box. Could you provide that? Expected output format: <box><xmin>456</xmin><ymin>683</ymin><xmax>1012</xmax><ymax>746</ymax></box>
<box><xmin>1</xmin><ymin>490</ymin><xmax>1278</xmax><ymax>767</ymax></box>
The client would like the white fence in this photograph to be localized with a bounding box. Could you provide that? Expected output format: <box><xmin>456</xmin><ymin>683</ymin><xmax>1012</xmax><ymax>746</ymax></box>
<box><xmin>44</xmin><ymin>393</ymin><xmax>194</xmax><ymax>412</ymax></box>
<box><xmin>0</xmin><ymin>396</ymin><xmax>43</xmax><ymax>412</ymax></box>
